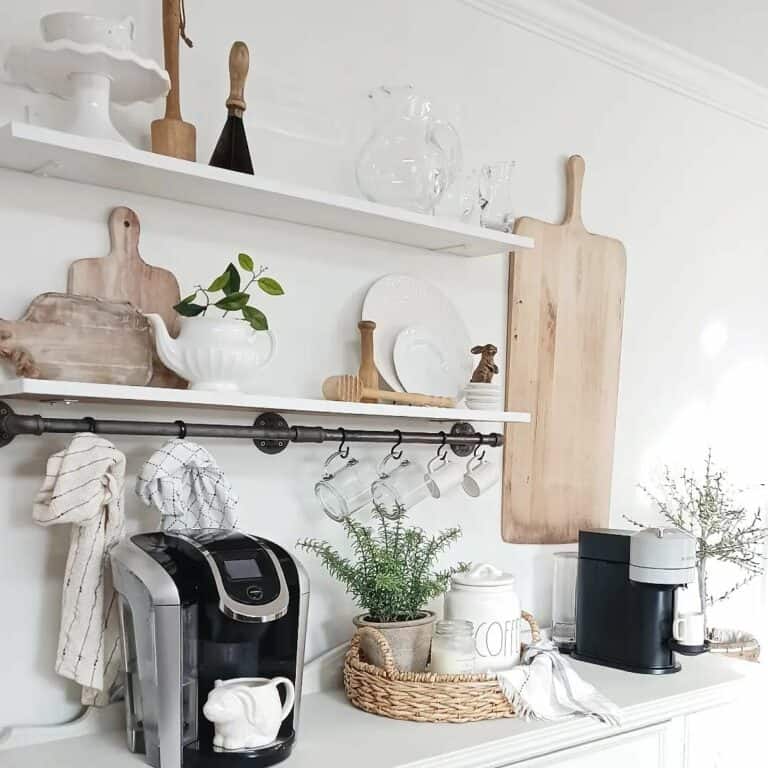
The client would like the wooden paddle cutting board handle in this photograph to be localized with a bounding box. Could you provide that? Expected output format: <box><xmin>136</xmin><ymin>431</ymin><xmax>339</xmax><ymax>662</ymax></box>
<box><xmin>226</xmin><ymin>41</ymin><xmax>249</xmax><ymax>114</ymax></box>
<box><xmin>564</xmin><ymin>154</ymin><xmax>585</xmax><ymax>227</ymax></box>
<box><xmin>109</xmin><ymin>206</ymin><xmax>141</xmax><ymax>263</ymax></box>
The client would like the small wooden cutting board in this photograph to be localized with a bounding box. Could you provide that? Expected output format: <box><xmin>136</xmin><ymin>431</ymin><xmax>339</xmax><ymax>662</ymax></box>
<box><xmin>502</xmin><ymin>156</ymin><xmax>626</xmax><ymax>544</ymax></box>
<box><xmin>68</xmin><ymin>206</ymin><xmax>186</xmax><ymax>388</ymax></box>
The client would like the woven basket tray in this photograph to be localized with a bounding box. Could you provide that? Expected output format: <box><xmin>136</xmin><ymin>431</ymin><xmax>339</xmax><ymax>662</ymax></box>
<box><xmin>708</xmin><ymin>627</ymin><xmax>761</xmax><ymax>662</ymax></box>
<box><xmin>344</xmin><ymin>611</ymin><xmax>539</xmax><ymax>723</ymax></box>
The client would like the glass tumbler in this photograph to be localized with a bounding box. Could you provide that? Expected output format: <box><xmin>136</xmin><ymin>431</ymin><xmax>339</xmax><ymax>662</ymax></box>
<box><xmin>552</xmin><ymin>551</ymin><xmax>578</xmax><ymax>652</ymax></box>
<box><xmin>314</xmin><ymin>450</ymin><xmax>378</xmax><ymax>522</ymax></box>
<box><xmin>479</xmin><ymin>161</ymin><xmax>516</xmax><ymax>232</ymax></box>
<box><xmin>371</xmin><ymin>454</ymin><xmax>430</xmax><ymax>517</ymax></box>
<box><xmin>435</xmin><ymin>168</ymin><xmax>479</xmax><ymax>223</ymax></box>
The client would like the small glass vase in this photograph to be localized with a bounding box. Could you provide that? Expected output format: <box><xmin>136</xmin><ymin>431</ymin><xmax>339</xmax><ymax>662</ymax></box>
<box><xmin>479</xmin><ymin>161</ymin><xmax>516</xmax><ymax>232</ymax></box>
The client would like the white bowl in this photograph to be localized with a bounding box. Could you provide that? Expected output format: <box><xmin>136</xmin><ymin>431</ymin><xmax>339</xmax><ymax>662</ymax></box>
<box><xmin>465</xmin><ymin>384</ymin><xmax>502</xmax><ymax>392</ymax></box>
<box><xmin>465</xmin><ymin>381</ymin><xmax>501</xmax><ymax>387</ymax></box>
<box><xmin>41</xmin><ymin>12</ymin><xmax>135</xmax><ymax>50</ymax></box>
<box><xmin>466</xmin><ymin>400</ymin><xmax>503</xmax><ymax>411</ymax></box>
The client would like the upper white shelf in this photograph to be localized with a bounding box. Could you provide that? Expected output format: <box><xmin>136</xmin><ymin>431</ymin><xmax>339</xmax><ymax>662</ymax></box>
<box><xmin>0</xmin><ymin>122</ymin><xmax>534</xmax><ymax>258</ymax></box>
<box><xmin>0</xmin><ymin>379</ymin><xmax>531</xmax><ymax>425</ymax></box>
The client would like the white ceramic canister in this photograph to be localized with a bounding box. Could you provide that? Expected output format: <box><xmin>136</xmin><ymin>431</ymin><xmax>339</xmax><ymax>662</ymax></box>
<box><xmin>444</xmin><ymin>563</ymin><xmax>522</xmax><ymax>671</ymax></box>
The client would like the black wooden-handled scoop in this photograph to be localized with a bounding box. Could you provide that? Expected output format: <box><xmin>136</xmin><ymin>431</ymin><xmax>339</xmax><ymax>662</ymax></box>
<box><xmin>209</xmin><ymin>41</ymin><xmax>254</xmax><ymax>174</ymax></box>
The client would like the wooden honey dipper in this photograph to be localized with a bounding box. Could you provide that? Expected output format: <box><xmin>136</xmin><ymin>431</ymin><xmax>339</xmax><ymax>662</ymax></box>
<box><xmin>322</xmin><ymin>375</ymin><xmax>456</xmax><ymax>408</ymax></box>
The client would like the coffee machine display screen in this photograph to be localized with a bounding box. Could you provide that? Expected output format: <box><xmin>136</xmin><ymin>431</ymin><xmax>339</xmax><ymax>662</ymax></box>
<box><xmin>223</xmin><ymin>558</ymin><xmax>263</xmax><ymax>580</ymax></box>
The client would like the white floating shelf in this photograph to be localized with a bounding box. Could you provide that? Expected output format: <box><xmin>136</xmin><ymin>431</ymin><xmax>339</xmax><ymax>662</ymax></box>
<box><xmin>0</xmin><ymin>379</ymin><xmax>531</xmax><ymax>425</ymax></box>
<box><xmin>0</xmin><ymin>122</ymin><xmax>534</xmax><ymax>257</ymax></box>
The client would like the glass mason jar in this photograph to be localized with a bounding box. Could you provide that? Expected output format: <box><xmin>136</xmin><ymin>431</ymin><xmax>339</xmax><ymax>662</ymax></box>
<box><xmin>430</xmin><ymin>619</ymin><xmax>475</xmax><ymax>675</ymax></box>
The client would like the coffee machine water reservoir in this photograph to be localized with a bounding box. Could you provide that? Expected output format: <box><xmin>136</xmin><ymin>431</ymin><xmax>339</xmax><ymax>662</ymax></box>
<box><xmin>111</xmin><ymin>530</ymin><xmax>309</xmax><ymax>768</ymax></box>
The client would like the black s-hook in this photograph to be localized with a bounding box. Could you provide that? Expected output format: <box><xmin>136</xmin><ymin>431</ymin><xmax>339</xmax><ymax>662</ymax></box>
<box><xmin>390</xmin><ymin>429</ymin><xmax>403</xmax><ymax>460</ymax></box>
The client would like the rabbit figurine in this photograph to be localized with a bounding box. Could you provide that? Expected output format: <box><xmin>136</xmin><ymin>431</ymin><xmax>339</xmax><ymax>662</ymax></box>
<box><xmin>203</xmin><ymin>677</ymin><xmax>295</xmax><ymax>750</ymax></box>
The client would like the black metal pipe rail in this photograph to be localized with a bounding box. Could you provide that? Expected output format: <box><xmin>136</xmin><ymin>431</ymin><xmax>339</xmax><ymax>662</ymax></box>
<box><xmin>0</xmin><ymin>402</ymin><xmax>503</xmax><ymax>456</ymax></box>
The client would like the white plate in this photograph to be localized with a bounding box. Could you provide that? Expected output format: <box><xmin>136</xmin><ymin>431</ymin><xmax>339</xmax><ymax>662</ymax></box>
<box><xmin>362</xmin><ymin>274</ymin><xmax>471</xmax><ymax>394</ymax></box>
<box><xmin>393</xmin><ymin>326</ymin><xmax>466</xmax><ymax>398</ymax></box>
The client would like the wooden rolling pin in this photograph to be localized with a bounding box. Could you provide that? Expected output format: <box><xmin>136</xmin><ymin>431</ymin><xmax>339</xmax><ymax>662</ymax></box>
<box><xmin>323</xmin><ymin>375</ymin><xmax>456</xmax><ymax>408</ymax></box>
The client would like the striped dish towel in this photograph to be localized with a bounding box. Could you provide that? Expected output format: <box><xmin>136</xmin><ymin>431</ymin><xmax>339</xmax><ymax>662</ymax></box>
<box><xmin>33</xmin><ymin>434</ymin><xmax>126</xmax><ymax>706</ymax></box>
<box><xmin>497</xmin><ymin>640</ymin><xmax>622</xmax><ymax>726</ymax></box>
<box><xmin>135</xmin><ymin>439</ymin><xmax>239</xmax><ymax>530</ymax></box>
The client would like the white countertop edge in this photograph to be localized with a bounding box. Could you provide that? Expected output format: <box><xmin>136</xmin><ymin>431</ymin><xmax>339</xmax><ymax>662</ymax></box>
<box><xmin>415</xmin><ymin>677</ymin><xmax>745</xmax><ymax>768</ymax></box>
<box><xmin>0</xmin><ymin>656</ymin><xmax>753</xmax><ymax>768</ymax></box>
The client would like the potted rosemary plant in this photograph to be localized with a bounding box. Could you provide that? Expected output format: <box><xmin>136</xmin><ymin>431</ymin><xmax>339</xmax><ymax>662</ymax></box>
<box><xmin>297</xmin><ymin>504</ymin><xmax>466</xmax><ymax>672</ymax></box>
<box><xmin>627</xmin><ymin>450</ymin><xmax>767</xmax><ymax>659</ymax></box>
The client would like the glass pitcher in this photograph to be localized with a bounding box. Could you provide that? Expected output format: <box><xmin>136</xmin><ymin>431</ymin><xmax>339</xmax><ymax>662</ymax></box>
<box><xmin>355</xmin><ymin>85</ymin><xmax>462</xmax><ymax>214</ymax></box>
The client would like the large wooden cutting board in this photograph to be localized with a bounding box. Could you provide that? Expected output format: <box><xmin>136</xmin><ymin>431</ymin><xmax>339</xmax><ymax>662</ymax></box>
<box><xmin>0</xmin><ymin>293</ymin><xmax>153</xmax><ymax>385</ymax></box>
<box><xmin>67</xmin><ymin>206</ymin><xmax>186</xmax><ymax>388</ymax></box>
<box><xmin>502</xmin><ymin>156</ymin><xmax>626</xmax><ymax>544</ymax></box>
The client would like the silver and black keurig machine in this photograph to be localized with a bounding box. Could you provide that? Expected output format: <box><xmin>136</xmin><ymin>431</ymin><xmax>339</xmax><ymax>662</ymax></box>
<box><xmin>111</xmin><ymin>529</ymin><xmax>309</xmax><ymax>768</ymax></box>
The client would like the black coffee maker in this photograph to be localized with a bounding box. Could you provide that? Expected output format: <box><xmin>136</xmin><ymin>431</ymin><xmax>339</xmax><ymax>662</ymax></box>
<box><xmin>111</xmin><ymin>529</ymin><xmax>309</xmax><ymax>768</ymax></box>
<box><xmin>573</xmin><ymin>528</ymin><xmax>704</xmax><ymax>674</ymax></box>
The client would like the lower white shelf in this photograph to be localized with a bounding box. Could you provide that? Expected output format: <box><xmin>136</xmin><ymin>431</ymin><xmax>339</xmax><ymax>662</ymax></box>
<box><xmin>0</xmin><ymin>379</ymin><xmax>531</xmax><ymax>424</ymax></box>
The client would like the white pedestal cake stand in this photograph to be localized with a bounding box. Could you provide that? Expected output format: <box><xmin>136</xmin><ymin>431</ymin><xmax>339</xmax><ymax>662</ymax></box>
<box><xmin>6</xmin><ymin>40</ymin><xmax>169</xmax><ymax>143</ymax></box>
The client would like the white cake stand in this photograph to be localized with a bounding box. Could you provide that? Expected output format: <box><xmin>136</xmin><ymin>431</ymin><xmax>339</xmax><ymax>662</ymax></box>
<box><xmin>6</xmin><ymin>40</ymin><xmax>170</xmax><ymax>143</ymax></box>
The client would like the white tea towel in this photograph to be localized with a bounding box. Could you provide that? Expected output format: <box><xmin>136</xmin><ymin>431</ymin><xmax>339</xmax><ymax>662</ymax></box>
<box><xmin>136</xmin><ymin>439</ymin><xmax>239</xmax><ymax>530</ymax></box>
<box><xmin>33</xmin><ymin>434</ymin><xmax>126</xmax><ymax>706</ymax></box>
<box><xmin>497</xmin><ymin>641</ymin><xmax>622</xmax><ymax>726</ymax></box>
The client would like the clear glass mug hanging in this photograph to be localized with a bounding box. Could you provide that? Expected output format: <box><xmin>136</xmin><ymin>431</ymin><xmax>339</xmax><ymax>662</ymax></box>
<box><xmin>314</xmin><ymin>433</ymin><xmax>378</xmax><ymax>522</ymax></box>
<box><xmin>355</xmin><ymin>85</ymin><xmax>462</xmax><ymax>214</ymax></box>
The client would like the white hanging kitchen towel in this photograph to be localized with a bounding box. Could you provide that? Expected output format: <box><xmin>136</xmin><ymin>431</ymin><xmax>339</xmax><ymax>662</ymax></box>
<box><xmin>496</xmin><ymin>640</ymin><xmax>622</xmax><ymax>726</ymax></box>
<box><xmin>33</xmin><ymin>433</ymin><xmax>126</xmax><ymax>707</ymax></box>
<box><xmin>135</xmin><ymin>439</ymin><xmax>239</xmax><ymax>530</ymax></box>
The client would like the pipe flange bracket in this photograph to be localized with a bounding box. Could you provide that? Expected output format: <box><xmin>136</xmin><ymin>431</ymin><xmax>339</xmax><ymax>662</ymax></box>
<box><xmin>0</xmin><ymin>401</ymin><xmax>16</xmax><ymax>447</ymax></box>
<box><xmin>449</xmin><ymin>422</ymin><xmax>476</xmax><ymax>457</ymax></box>
<box><xmin>253</xmin><ymin>412</ymin><xmax>290</xmax><ymax>454</ymax></box>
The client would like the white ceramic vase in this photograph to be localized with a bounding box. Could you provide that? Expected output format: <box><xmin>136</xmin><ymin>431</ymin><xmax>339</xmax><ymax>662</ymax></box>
<box><xmin>145</xmin><ymin>314</ymin><xmax>276</xmax><ymax>392</ymax></box>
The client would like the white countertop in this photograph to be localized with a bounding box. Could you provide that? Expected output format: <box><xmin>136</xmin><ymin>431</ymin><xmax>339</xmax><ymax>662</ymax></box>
<box><xmin>0</xmin><ymin>654</ymin><xmax>751</xmax><ymax>768</ymax></box>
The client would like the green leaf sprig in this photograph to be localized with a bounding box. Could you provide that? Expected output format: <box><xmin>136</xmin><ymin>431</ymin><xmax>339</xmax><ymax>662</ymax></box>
<box><xmin>173</xmin><ymin>253</ymin><xmax>284</xmax><ymax>331</ymax></box>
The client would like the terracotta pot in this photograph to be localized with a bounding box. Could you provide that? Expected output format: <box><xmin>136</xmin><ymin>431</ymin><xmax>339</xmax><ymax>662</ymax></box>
<box><xmin>353</xmin><ymin>611</ymin><xmax>436</xmax><ymax>672</ymax></box>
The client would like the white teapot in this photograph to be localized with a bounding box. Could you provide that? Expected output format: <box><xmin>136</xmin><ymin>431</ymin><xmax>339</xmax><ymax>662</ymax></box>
<box><xmin>203</xmin><ymin>677</ymin><xmax>295</xmax><ymax>751</ymax></box>
<box><xmin>146</xmin><ymin>314</ymin><xmax>276</xmax><ymax>392</ymax></box>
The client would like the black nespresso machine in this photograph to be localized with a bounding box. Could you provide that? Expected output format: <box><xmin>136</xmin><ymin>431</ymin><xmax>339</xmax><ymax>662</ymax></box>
<box><xmin>111</xmin><ymin>529</ymin><xmax>309</xmax><ymax>768</ymax></box>
<box><xmin>573</xmin><ymin>527</ymin><xmax>704</xmax><ymax>674</ymax></box>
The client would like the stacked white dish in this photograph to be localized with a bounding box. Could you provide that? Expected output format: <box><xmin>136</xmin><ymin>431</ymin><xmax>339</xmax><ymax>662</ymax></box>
<box><xmin>464</xmin><ymin>382</ymin><xmax>503</xmax><ymax>411</ymax></box>
<box><xmin>5</xmin><ymin>12</ymin><xmax>168</xmax><ymax>144</ymax></box>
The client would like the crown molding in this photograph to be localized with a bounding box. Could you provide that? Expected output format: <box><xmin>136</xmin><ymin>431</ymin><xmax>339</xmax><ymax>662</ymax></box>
<box><xmin>462</xmin><ymin>0</ymin><xmax>768</xmax><ymax>130</ymax></box>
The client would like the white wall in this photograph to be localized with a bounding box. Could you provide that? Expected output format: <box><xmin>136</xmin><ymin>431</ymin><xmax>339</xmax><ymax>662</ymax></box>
<box><xmin>0</xmin><ymin>0</ymin><xmax>767</xmax><ymax>729</ymax></box>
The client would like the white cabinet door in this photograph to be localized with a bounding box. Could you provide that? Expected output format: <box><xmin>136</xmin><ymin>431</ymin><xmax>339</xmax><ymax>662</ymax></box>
<box><xmin>684</xmin><ymin>662</ymin><xmax>765</xmax><ymax>768</ymax></box>
<box><xmin>509</xmin><ymin>721</ymin><xmax>684</xmax><ymax>768</ymax></box>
